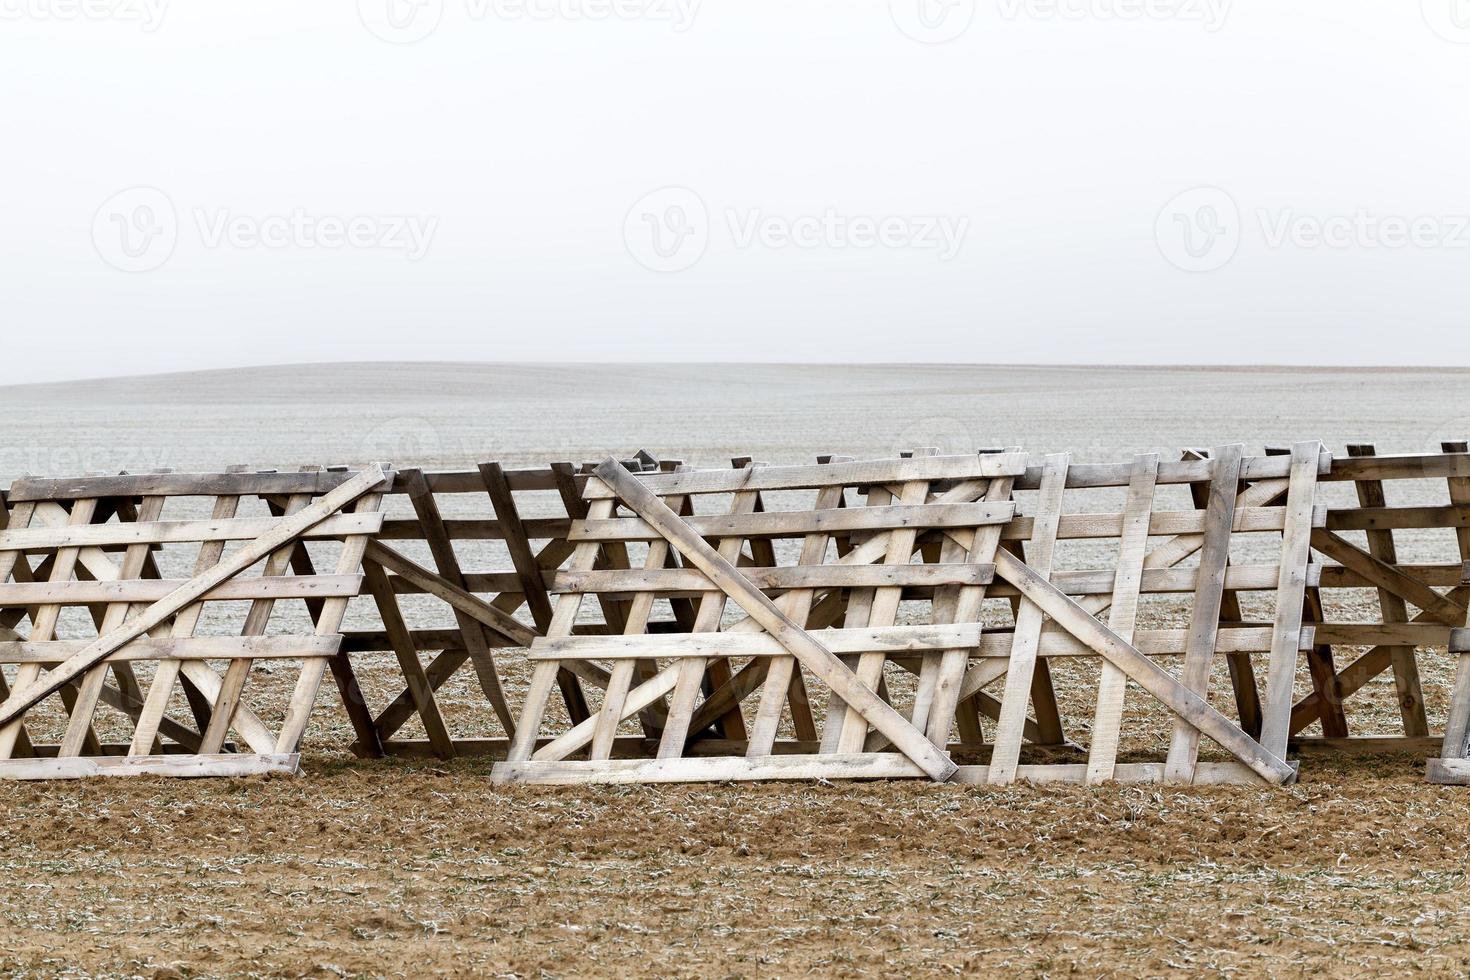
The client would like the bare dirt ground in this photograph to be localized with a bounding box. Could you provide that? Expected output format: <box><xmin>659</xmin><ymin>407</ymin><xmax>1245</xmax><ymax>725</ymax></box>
<box><xmin>3</xmin><ymin>628</ymin><xmax>1467</xmax><ymax>979</ymax></box>
<box><xmin>3</xmin><ymin>756</ymin><xmax>1469</xmax><ymax>978</ymax></box>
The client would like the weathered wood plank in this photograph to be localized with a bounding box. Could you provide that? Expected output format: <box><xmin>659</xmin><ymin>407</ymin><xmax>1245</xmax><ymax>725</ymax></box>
<box><xmin>0</xmin><ymin>752</ymin><xmax>299</xmax><ymax>780</ymax></box>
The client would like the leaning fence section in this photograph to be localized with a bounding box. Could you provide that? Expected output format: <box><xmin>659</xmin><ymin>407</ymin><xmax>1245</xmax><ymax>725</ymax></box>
<box><xmin>0</xmin><ymin>466</ymin><xmax>390</xmax><ymax>779</ymax></box>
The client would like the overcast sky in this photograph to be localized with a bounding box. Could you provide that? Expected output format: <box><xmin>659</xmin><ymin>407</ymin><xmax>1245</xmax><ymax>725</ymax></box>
<box><xmin>2</xmin><ymin>0</ymin><xmax>1468</xmax><ymax>382</ymax></box>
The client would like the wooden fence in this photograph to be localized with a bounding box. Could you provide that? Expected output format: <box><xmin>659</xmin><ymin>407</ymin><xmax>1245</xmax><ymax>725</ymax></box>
<box><xmin>3</xmin><ymin>444</ymin><xmax>1469</xmax><ymax>784</ymax></box>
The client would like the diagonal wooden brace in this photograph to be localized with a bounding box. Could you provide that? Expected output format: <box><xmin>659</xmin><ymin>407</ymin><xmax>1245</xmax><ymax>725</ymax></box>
<box><xmin>594</xmin><ymin>458</ymin><xmax>957</xmax><ymax>781</ymax></box>
<box><xmin>992</xmin><ymin>547</ymin><xmax>1296</xmax><ymax>785</ymax></box>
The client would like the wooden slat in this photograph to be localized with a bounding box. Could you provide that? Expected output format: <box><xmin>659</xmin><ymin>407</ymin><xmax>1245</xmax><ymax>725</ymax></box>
<box><xmin>582</xmin><ymin>452</ymin><xmax>1030</xmax><ymax>498</ymax></box>
<box><xmin>1009</xmin><ymin>452</ymin><xmax>1326</xmax><ymax>491</ymax></box>
<box><xmin>530</xmin><ymin>624</ymin><xmax>1293</xmax><ymax>661</ymax></box>
<box><xmin>988</xmin><ymin>453</ymin><xmax>1069</xmax><ymax>785</ymax></box>
<box><xmin>0</xmin><ymin>752</ymin><xmax>299</xmax><ymax>780</ymax></box>
<box><xmin>1259</xmin><ymin>441</ymin><xmax>1325</xmax><ymax>760</ymax></box>
<box><xmin>1164</xmin><ymin>444</ymin><xmax>1242</xmax><ymax>783</ymax></box>
<box><xmin>7</xmin><ymin>470</ymin><xmax>383</xmax><ymax>502</ymax></box>
<box><xmin>1437</xmin><ymin>440</ymin><xmax>1470</xmax><ymax>761</ymax></box>
<box><xmin>551</xmin><ymin>563</ymin><xmax>995</xmax><ymax>593</ymax></box>
<box><xmin>0</xmin><ymin>513</ymin><xmax>381</xmax><ymax>551</ymax></box>
<box><xmin>1086</xmin><ymin>453</ymin><xmax>1158</xmax><ymax>784</ymax></box>
<box><xmin>919</xmin><ymin>463</ymin><xmax>1016</xmax><ymax>747</ymax></box>
<box><xmin>0</xmin><ymin>574</ymin><xmax>364</xmax><ymax>606</ymax></box>
<box><xmin>569</xmin><ymin>502</ymin><xmax>1015</xmax><ymax>541</ymax></box>
<box><xmin>0</xmin><ymin>636</ymin><xmax>342</xmax><ymax>664</ymax></box>
<box><xmin>1322</xmin><ymin>452</ymin><xmax>1470</xmax><ymax>483</ymax></box>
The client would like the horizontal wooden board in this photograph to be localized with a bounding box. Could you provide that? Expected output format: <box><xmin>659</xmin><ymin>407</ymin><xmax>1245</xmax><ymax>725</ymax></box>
<box><xmin>1325</xmin><ymin>505</ymin><xmax>1470</xmax><ymax>532</ymax></box>
<box><xmin>492</xmin><ymin>752</ymin><xmax>928</xmax><ymax>784</ymax></box>
<box><xmin>985</xmin><ymin>564</ymin><xmax>1305</xmax><ymax>597</ymax></box>
<box><xmin>0</xmin><ymin>513</ymin><xmax>382</xmax><ymax>550</ymax></box>
<box><xmin>1324</xmin><ymin>452</ymin><xmax>1470</xmax><ymax>483</ymax></box>
<box><xmin>569</xmin><ymin>502</ymin><xmax>1016</xmax><ymax>542</ymax></box>
<box><xmin>0</xmin><ymin>752</ymin><xmax>300</xmax><ymax>780</ymax></box>
<box><xmin>1010</xmin><ymin>452</ymin><xmax>1329</xmax><ymax>490</ymax></box>
<box><xmin>376</xmin><ymin>517</ymin><xmax>571</xmax><ymax>541</ymax></box>
<box><xmin>1003</xmin><ymin>505</ymin><xmax>1325</xmax><ymax>541</ymax></box>
<box><xmin>1317</xmin><ymin>562</ymin><xmax>1464</xmax><ymax>589</ymax></box>
<box><xmin>0</xmin><ymin>574</ymin><xmax>364</xmax><ymax>606</ymax></box>
<box><xmin>533</xmin><ymin>623</ymin><xmax>986</xmax><ymax>659</ymax></box>
<box><xmin>550</xmin><ymin>563</ymin><xmax>995</xmax><ymax>594</ymax></box>
<box><xmin>948</xmin><ymin>761</ymin><xmax>1290</xmax><ymax>786</ymax></box>
<box><xmin>7</xmin><ymin>471</ymin><xmax>387</xmax><ymax>501</ymax></box>
<box><xmin>581</xmin><ymin>453</ymin><xmax>1030</xmax><ymax>498</ymax></box>
<box><xmin>1307</xmin><ymin>623</ymin><xmax>1457</xmax><ymax>647</ymax></box>
<box><xmin>530</xmin><ymin>623</ymin><xmax>1301</xmax><ymax>660</ymax></box>
<box><xmin>0</xmin><ymin>635</ymin><xmax>343</xmax><ymax>664</ymax></box>
<box><xmin>491</xmin><ymin>756</ymin><xmax>1292</xmax><ymax>786</ymax></box>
